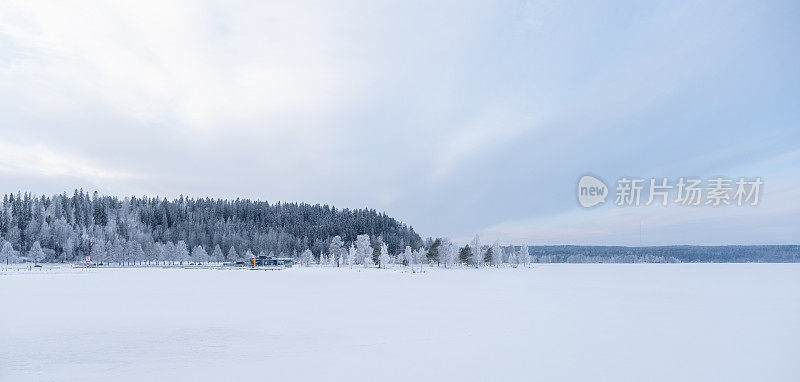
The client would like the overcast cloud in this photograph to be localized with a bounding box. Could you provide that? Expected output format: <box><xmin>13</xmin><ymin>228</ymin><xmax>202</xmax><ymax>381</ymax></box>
<box><xmin>1</xmin><ymin>0</ymin><xmax>798</xmax><ymax>244</ymax></box>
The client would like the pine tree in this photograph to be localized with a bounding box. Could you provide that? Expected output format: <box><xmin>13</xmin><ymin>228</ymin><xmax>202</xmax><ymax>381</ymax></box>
<box><xmin>227</xmin><ymin>246</ymin><xmax>238</xmax><ymax>263</ymax></box>
<box><xmin>427</xmin><ymin>238</ymin><xmax>441</xmax><ymax>265</ymax></box>
<box><xmin>459</xmin><ymin>245</ymin><xmax>471</xmax><ymax>265</ymax></box>
<box><xmin>212</xmin><ymin>245</ymin><xmax>223</xmax><ymax>263</ymax></box>
<box><xmin>371</xmin><ymin>236</ymin><xmax>382</xmax><ymax>265</ymax></box>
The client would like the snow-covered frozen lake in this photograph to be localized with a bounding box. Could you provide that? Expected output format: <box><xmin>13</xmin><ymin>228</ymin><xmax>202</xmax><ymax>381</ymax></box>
<box><xmin>1</xmin><ymin>264</ymin><xmax>798</xmax><ymax>381</ymax></box>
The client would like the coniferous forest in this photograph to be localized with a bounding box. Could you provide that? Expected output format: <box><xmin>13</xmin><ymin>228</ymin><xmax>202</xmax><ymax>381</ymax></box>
<box><xmin>0</xmin><ymin>190</ymin><xmax>422</xmax><ymax>263</ymax></box>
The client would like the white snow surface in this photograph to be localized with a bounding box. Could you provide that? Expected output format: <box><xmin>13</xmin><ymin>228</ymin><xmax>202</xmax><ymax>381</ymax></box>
<box><xmin>1</xmin><ymin>264</ymin><xmax>798</xmax><ymax>381</ymax></box>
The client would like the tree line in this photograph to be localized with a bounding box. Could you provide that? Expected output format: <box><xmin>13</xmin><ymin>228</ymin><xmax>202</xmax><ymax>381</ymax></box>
<box><xmin>0</xmin><ymin>190</ymin><xmax>422</xmax><ymax>265</ymax></box>
<box><xmin>2</xmin><ymin>191</ymin><xmax>794</xmax><ymax>266</ymax></box>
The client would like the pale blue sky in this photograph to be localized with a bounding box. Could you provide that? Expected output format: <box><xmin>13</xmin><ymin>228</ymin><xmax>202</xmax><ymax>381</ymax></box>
<box><xmin>0</xmin><ymin>1</ymin><xmax>798</xmax><ymax>244</ymax></box>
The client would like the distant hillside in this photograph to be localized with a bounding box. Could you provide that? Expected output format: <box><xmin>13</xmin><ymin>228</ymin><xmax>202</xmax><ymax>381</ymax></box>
<box><xmin>510</xmin><ymin>245</ymin><xmax>800</xmax><ymax>263</ymax></box>
<box><xmin>0</xmin><ymin>190</ymin><xmax>422</xmax><ymax>262</ymax></box>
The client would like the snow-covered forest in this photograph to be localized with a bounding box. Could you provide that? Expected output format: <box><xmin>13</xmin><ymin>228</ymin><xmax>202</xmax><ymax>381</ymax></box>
<box><xmin>0</xmin><ymin>190</ymin><xmax>422</xmax><ymax>265</ymax></box>
<box><xmin>2</xmin><ymin>191</ymin><xmax>796</xmax><ymax>266</ymax></box>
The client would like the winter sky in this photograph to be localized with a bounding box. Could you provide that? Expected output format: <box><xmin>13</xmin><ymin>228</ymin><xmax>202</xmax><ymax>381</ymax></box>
<box><xmin>0</xmin><ymin>1</ymin><xmax>798</xmax><ymax>245</ymax></box>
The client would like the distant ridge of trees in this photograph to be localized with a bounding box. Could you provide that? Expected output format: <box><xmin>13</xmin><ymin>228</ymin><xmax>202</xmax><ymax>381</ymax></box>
<box><xmin>0</xmin><ymin>190</ymin><xmax>422</xmax><ymax>263</ymax></box>
<box><xmin>508</xmin><ymin>245</ymin><xmax>800</xmax><ymax>263</ymax></box>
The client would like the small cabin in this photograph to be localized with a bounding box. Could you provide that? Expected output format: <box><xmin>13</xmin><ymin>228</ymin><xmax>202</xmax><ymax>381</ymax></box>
<box><xmin>249</xmin><ymin>255</ymin><xmax>295</xmax><ymax>267</ymax></box>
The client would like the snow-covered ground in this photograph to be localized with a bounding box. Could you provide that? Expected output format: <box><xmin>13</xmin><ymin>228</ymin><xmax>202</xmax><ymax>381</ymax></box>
<box><xmin>1</xmin><ymin>264</ymin><xmax>798</xmax><ymax>381</ymax></box>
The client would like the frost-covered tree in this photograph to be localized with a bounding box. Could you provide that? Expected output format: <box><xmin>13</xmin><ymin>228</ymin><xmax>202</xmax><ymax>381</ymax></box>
<box><xmin>244</xmin><ymin>249</ymin><xmax>254</xmax><ymax>265</ymax></box>
<box><xmin>165</xmin><ymin>241</ymin><xmax>177</xmax><ymax>265</ymax></box>
<box><xmin>227</xmin><ymin>246</ymin><xmax>238</xmax><ymax>263</ymax></box>
<box><xmin>439</xmin><ymin>239</ymin><xmax>456</xmax><ymax>268</ymax></box>
<box><xmin>2</xmin><ymin>240</ymin><xmax>18</xmax><ymax>265</ymax></box>
<box><xmin>518</xmin><ymin>245</ymin><xmax>530</xmax><ymax>267</ymax></box>
<box><xmin>192</xmin><ymin>245</ymin><xmax>208</xmax><ymax>265</ymax></box>
<box><xmin>416</xmin><ymin>247</ymin><xmax>427</xmax><ymax>266</ymax></box>
<box><xmin>300</xmin><ymin>249</ymin><xmax>313</xmax><ymax>266</ymax></box>
<box><xmin>110</xmin><ymin>240</ymin><xmax>125</xmax><ymax>266</ymax></box>
<box><xmin>363</xmin><ymin>249</ymin><xmax>374</xmax><ymax>268</ymax></box>
<box><xmin>61</xmin><ymin>237</ymin><xmax>74</xmax><ymax>263</ymax></box>
<box><xmin>132</xmin><ymin>242</ymin><xmax>145</xmax><ymax>265</ymax></box>
<box><xmin>355</xmin><ymin>234</ymin><xmax>371</xmax><ymax>265</ymax></box>
<box><xmin>491</xmin><ymin>242</ymin><xmax>503</xmax><ymax>267</ymax></box>
<box><xmin>176</xmin><ymin>241</ymin><xmax>190</xmax><ymax>265</ymax></box>
<box><xmin>211</xmin><ymin>245</ymin><xmax>223</xmax><ymax>263</ymax></box>
<box><xmin>329</xmin><ymin>236</ymin><xmax>344</xmax><ymax>267</ymax></box>
<box><xmin>344</xmin><ymin>244</ymin><xmax>355</xmax><ymax>267</ymax></box>
<box><xmin>0</xmin><ymin>191</ymin><xmax>423</xmax><ymax>262</ymax></box>
<box><xmin>506</xmin><ymin>247</ymin><xmax>517</xmax><ymax>265</ymax></box>
<box><xmin>403</xmin><ymin>246</ymin><xmax>413</xmax><ymax>266</ymax></box>
<box><xmin>155</xmin><ymin>243</ymin><xmax>166</xmax><ymax>265</ymax></box>
<box><xmin>378</xmin><ymin>243</ymin><xmax>390</xmax><ymax>268</ymax></box>
<box><xmin>143</xmin><ymin>243</ymin><xmax>156</xmax><ymax>265</ymax></box>
<box><xmin>124</xmin><ymin>241</ymin><xmax>137</xmax><ymax>266</ymax></box>
<box><xmin>28</xmin><ymin>241</ymin><xmax>45</xmax><ymax>265</ymax></box>
<box><xmin>470</xmin><ymin>234</ymin><xmax>482</xmax><ymax>267</ymax></box>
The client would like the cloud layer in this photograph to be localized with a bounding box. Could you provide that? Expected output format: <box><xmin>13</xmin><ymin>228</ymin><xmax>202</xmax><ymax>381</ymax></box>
<box><xmin>1</xmin><ymin>0</ymin><xmax>798</xmax><ymax>244</ymax></box>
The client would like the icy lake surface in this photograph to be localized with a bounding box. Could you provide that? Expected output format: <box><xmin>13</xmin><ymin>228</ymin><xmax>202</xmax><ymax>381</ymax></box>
<box><xmin>1</xmin><ymin>264</ymin><xmax>798</xmax><ymax>381</ymax></box>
